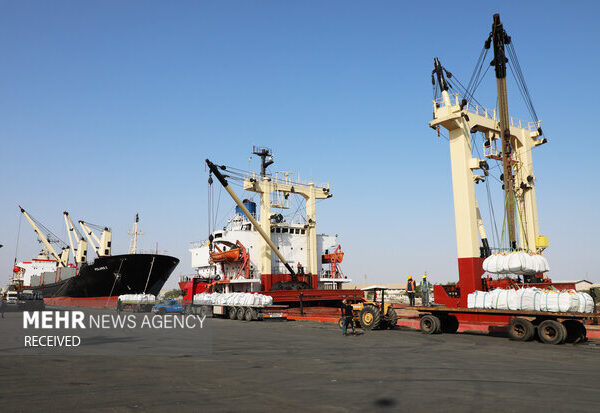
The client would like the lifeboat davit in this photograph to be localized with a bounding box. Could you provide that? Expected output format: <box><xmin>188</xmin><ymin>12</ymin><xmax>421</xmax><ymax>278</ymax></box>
<box><xmin>209</xmin><ymin>248</ymin><xmax>241</xmax><ymax>263</ymax></box>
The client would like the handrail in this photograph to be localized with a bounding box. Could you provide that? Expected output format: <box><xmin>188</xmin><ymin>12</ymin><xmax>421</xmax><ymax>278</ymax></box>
<box><xmin>434</xmin><ymin>94</ymin><xmax>541</xmax><ymax>132</ymax></box>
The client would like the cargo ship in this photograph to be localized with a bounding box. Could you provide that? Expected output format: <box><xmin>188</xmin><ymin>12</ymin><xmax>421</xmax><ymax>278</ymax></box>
<box><xmin>9</xmin><ymin>208</ymin><xmax>179</xmax><ymax>307</ymax></box>
<box><xmin>180</xmin><ymin>147</ymin><xmax>362</xmax><ymax>305</ymax></box>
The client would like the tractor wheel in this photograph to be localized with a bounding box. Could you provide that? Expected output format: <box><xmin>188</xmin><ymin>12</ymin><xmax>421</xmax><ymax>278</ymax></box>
<box><xmin>359</xmin><ymin>305</ymin><xmax>381</xmax><ymax>330</ymax></box>
<box><xmin>237</xmin><ymin>307</ymin><xmax>246</xmax><ymax>321</ymax></box>
<box><xmin>508</xmin><ymin>318</ymin><xmax>535</xmax><ymax>341</ymax></box>
<box><xmin>537</xmin><ymin>320</ymin><xmax>565</xmax><ymax>345</ymax></box>
<box><xmin>386</xmin><ymin>307</ymin><xmax>398</xmax><ymax>329</ymax></box>
<box><xmin>245</xmin><ymin>308</ymin><xmax>257</xmax><ymax>321</ymax></box>
<box><xmin>441</xmin><ymin>315</ymin><xmax>460</xmax><ymax>334</ymax></box>
<box><xmin>420</xmin><ymin>315</ymin><xmax>441</xmax><ymax>334</ymax></box>
<box><xmin>228</xmin><ymin>307</ymin><xmax>237</xmax><ymax>320</ymax></box>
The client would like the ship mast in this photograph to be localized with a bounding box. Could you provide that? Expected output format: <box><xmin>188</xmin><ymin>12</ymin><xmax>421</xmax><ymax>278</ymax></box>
<box><xmin>128</xmin><ymin>213</ymin><xmax>143</xmax><ymax>254</ymax></box>
<box><xmin>488</xmin><ymin>13</ymin><xmax>517</xmax><ymax>250</ymax></box>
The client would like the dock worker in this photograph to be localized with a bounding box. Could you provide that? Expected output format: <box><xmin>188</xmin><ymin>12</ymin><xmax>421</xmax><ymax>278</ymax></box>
<box><xmin>407</xmin><ymin>275</ymin><xmax>416</xmax><ymax>306</ymax></box>
<box><xmin>340</xmin><ymin>299</ymin><xmax>356</xmax><ymax>336</ymax></box>
<box><xmin>421</xmin><ymin>275</ymin><xmax>431</xmax><ymax>306</ymax></box>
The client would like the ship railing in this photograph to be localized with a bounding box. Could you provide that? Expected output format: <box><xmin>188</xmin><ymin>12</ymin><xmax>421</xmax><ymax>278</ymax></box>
<box><xmin>245</xmin><ymin>171</ymin><xmax>330</xmax><ymax>191</ymax></box>
<box><xmin>190</xmin><ymin>240</ymin><xmax>209</xmax><ymax>249</ymax></box>
<box><xmin>135</xmin><ymin>249</ymin><xmax>170</xmax><ymax>255</ymax></box>
<box><xmin>434</xmin><ymin>95</ymin><xmax>541</xmax><ymax>132</ymax></box>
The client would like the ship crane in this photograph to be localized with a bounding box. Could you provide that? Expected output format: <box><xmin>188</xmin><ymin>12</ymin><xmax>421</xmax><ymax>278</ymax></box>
<box><xmin>205</xmin><ymin>158</ymin><xmax>312</xmax><ymax>290</ymax></box>
<box><xmin>429</xmin><ymin>14</ymin><xmax>549</xmax><ymax>306</ymax></box>
<box><xmin>19</xmin><ymin>206</ymin><xmax>69</xmax><ymax>267</ymax></box>
<box><xmin>63</xmin><ymin>212</ymin><xmax>88</xmax><ymax>264</ymax></box>
<box><xmin>79</xmin><ymin>220</ymin><xmax>112</xmax><ymax>257</ymax></box>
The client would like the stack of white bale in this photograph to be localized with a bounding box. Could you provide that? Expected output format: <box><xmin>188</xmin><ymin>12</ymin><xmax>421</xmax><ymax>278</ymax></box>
<box><xmin>467</xmin><ymin>288</ymin><xmax>594</xmax><ymax>313</ymax></box>
<box><xmin>483</xmin><ymin>252</ymin><xmax>549</xmax><ymax>275</ymax></box>
<box><xmin>118</xmin><ymin>294</ymin><xmax>157</xmax><ymax>303</ymax></box>
<box><xmin>193</xmin><ymin>292</ymin><xmax>273</xmax><ymax>307</ymax></box>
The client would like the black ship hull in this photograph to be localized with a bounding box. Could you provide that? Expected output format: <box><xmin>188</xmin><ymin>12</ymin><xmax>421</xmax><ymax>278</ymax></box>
<box><xmin>31</xmin><ymin>254</ymin><xmax>179</xmax><ymax>298</ymax></box>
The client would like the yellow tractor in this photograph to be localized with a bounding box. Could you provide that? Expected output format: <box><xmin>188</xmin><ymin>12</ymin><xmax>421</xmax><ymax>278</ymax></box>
<box><xmin>338</xmin><ymin>286</ymin><xmax>398</xmax><ymax>330</ymax></box>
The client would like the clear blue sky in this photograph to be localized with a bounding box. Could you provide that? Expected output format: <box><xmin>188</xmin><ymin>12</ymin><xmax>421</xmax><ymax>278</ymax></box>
<box><xmin>1</xmin><ymin>1</ymin><xmax>598</xmax><ymax>290</ymax></box>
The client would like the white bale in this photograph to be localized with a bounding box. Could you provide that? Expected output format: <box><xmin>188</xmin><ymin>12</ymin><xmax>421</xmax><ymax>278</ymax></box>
<box><xmin>495</xmin><ymin>255</ymin><xmax>508</xmax><ymax>274</ymax></box>
<box><xmin>539</xmin><ymin>255</ymin><xmax>550</xmax><ymax>273</ymax></box>
<box><xmin>507</xmin><ymin>253</ymin><xmax>525</xmax><ymax>274</ymax></box>
<box><xmin>467</xmin><ymin>292</ymin><xmax>476</xmax><ymax>308</ymax></box>
<box><xmin>540</xmin><ymin>290</ymin><xmax>580</xmax><ymax>312</ymax></box>
<box><xmin>491</xmin><ymin>289</ymin><xmax>511</xmax><ymax>309</ymax></box>
<box><xmin>483</xmin><ymin>254</ymin><xmax>498</xmax><ymax>273</ymax></box>
<box><xmin>577</xmin><ymin>292</ymin><xmax>594</xmax><ymax>313</ymax></box>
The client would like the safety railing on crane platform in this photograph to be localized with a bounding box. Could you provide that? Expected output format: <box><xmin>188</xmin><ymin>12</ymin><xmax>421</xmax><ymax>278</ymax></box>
<box><xmin>244</xmin><ymin>171</ymin><xmax>330</xmax><ymax>192</ymax></box>
<box><xmin>434</xmin><ymin>94</ymin><xmax>541</xmax><ymax>132</ymax></box>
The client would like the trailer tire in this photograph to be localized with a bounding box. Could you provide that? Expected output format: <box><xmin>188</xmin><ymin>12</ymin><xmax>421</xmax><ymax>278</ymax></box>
<box><xmin>199</xmin><ymin>305</ymin><xmax>211</xmax><ymax>317</ymax></box>
<box><xmin>537</xmin><ymin>320</ymin><xmax>565</xmax><ymax>345</ymax></box>
<box><xmin>441</xmin><ymin>315</ymin><xmax>459</xmax><ymax>334</ymax></box>
<box><xmin>508</xmin><ymin>318</ymin><xmax>535</xmax><ymax>341</ymax></box>
<box><xmin>236</xmin><ymin>307</ymin><xmax>245</xmax><ymax>320</ymax></box>
<box><xmin>245</xmin><ymin>308</ymin><xmax>257</xmax><ymax>321</ymax></box>
<box><xmin>420</xmin><ymin>315</ymin><xmax>441</xmax><ymax>334</ymax></box>
<box><xmin>228</xmin><ymin>307</ymin><xmax>237</xmax><ymax>320</ymax></box>
<box><xmin>359</xmin><ymin>305</ymin><xmax>381</xmax><ymax>330</ymax></box>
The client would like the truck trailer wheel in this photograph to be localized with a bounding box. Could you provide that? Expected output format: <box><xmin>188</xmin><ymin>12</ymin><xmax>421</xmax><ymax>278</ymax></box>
<box><xmin>237</xmin><ymin>307</ymin><xmax>246</xmax><ymax>321</ymax></box>
<box><xmin>562</xmin><ymin>320</ymin><xmax>586</xmax><ymax>343</ymax></box>
<box><xmin>420</xmin><ymin>315</ymin><xmax>441</xmax><ymax>334</ymax></box>
<box><xmin>508</xmin><ymin>318</ymin><xmax>535</xmax><ymax>341</ymax></box>
<box><xmin>245</xmin><ymin>308</ymin><xmax>257</xmax><ymax>321</ymax></box>
<box><xmin>537</xmin><ymin>320</ymin><xmax>565</xmax><ymax>345</ymax></box>
<box><xmin>228</xmin><ymin>307</ymin><xmax>237</xmax><ymax>320</ymax></box>
<box><xmin>441</xmin><ymin>315</ymin><xmax>459</xmax><ymax>334</ymax></box>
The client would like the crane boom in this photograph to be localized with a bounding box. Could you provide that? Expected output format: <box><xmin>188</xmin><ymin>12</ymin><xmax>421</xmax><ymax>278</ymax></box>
<box><xmin>79</xmin><ymin>221</ymin><xmax>101</xmax><ymax>256</ymax></box>
<box><xmin>19</xmin><ymin>206</ymin><xmax>68</xmax><ymax>267</ymax></box>
<box><xmin>205</xmin><ymin>158</ymin><xmax>297</xmax><ymax>279</ymax></box>
<box><xmin>64</xmin><ymin>212</ymin><xmax>88</xmax><ymax>264</ymax></box>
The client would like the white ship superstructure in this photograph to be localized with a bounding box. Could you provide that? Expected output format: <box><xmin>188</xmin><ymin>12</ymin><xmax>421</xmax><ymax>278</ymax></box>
<box><xmin>189</xmin><ymin>147</ymin><xmax>351</xmax><ymax>292</ymax></box>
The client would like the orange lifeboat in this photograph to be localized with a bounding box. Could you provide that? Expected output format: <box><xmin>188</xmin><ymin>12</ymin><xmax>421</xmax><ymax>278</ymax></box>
<box><xmin>209</xmin><ymin>248</ymin><xmax>241</xmax><ymax>263</ymax></box>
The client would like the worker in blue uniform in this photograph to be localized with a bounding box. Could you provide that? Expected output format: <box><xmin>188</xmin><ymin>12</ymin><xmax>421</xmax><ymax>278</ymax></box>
<box><xmin>421</xmin><ymin>275</ymin><xmax>431</xmax><ymax>306</ymax></box>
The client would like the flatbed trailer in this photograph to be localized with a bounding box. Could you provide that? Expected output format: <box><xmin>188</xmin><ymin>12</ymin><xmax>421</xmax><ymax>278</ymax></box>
<box><xmin>185</xmin><ymin>302</ymin><xmax>289</xmax><ymax>322</ymax></box>
<box><xmin>410</xmin><ymin>305</ymin><xmax>598</xmax><ymax>345</ymax></box>
<box><xmin>116</xmin><ymin>301</ymin><xmax>155</xmax><ymax>313</ymax></box>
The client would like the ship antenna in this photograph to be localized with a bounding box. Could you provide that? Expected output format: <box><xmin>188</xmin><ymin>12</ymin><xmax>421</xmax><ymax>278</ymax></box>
<box><xmin>252</xmin><ymin>146</ymin><xmax>274</xmax><ymax>177</ymax></box>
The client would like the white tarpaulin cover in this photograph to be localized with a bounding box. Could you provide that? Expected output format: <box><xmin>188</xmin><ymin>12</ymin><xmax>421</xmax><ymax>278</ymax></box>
<box><xmin>467</xmin><ymin>288</ymin><xmax>594</xmax><ymax>313</ymax></box>
<box><xmin>193</xmin><ymin>292</ymin><xmax>273</xmax><ymax>307</ymax></box>
<box><xmin>482</xmin><ymin>252</ymin><xmax>549</xmax><ymax>275</ymax></box>
<box><xmin>118</xmin><ymin>294</ymin><xmax>157</xmax><ymax>303</ymax></box>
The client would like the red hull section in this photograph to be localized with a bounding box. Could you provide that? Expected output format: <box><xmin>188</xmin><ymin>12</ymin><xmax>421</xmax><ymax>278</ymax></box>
<box><xmin>44</xmin><ymin>296</ymin><xmax>119</xmax><ymax>308</ymax></box>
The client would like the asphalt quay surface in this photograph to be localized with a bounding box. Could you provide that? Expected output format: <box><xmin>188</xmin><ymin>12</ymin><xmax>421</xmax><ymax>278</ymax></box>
<box><xmin>0</xmin><ymin>310</ymin><xmax>599</xmax><ymax>412</ymax></box>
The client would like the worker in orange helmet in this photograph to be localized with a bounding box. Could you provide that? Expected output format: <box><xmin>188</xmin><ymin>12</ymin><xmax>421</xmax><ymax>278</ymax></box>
<box><xmin>407</xmin><ymin>275</ymin><xmax>416</xmax><ymax>306</ymax></box>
